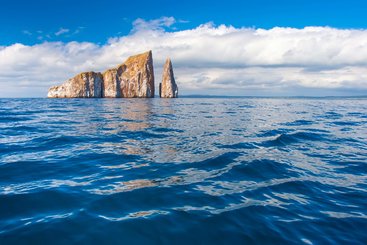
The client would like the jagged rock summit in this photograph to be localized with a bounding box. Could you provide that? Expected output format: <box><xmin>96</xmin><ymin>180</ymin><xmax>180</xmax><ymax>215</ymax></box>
<box><xmin>48</xmin><ymin>51</ymin><xmax>155</xmax><ymax>98</ymax></box>
<box><xmin>159</xmin><ymin>58</ymin><xmax>178</xmax><ymax>98</ymax></box>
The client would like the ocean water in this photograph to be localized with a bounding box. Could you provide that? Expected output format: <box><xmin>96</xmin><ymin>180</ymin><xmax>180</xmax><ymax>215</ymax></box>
<box><xmin>0</xmin><ymin>98</ymin><xmax>366</xmax><ymax>244</ymax></box>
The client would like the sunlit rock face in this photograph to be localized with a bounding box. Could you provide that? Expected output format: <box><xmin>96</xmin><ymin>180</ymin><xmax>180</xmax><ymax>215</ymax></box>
<box><xmin>48</xmin><ymin>51</ymin><xmax>155</xmax><ymax>98</ymax></box>
<box><xmin>159</xmin><ymin>58</ymin><xmax>178</xmax><ymax>98</ymax></box>
<box><xmin>102</xmin><ymin>68</ymin><xmax>121</xmax><ymax>98</ymax></box>
<box><xmin>103</xmin><ymin>51</ymin><xmax>155</xmax><ymax>98</ymax></box>
<box><xmin>47</xmin><ymin>72</ymin><xmax>103</xmax><ymax>98</ymax></box>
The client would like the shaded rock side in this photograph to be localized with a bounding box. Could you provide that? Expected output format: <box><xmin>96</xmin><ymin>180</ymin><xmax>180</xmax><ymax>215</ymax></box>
<box><xmin>159</xmin><ymin>58</ymin><xmax>178</xmax><ymax>98</ymax></box>
<box><xmin>103</xmin><ymin>50</ymin><xmax>155</xmax><ymax>98</ymax></box>
<box><xmin>48</xmin><ymin>72</ymin><xmax>103</xmax><ymax>98</ymax></box>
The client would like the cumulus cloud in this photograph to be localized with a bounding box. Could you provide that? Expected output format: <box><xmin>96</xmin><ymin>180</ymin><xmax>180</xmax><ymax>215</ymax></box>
<box><xmin>1</xmin><ymin>17</ymin><xmax>367</xmax><ymax>97</ymax></box>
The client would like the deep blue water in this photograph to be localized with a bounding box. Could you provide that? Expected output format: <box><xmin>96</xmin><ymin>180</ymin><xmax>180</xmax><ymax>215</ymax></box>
<box><xmin>0</xmin><ymin>98</ymin><xmax>367</xmax><ymax>244</ymax></box>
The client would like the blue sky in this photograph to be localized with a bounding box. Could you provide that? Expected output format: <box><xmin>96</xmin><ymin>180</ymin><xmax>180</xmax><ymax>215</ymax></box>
<box><xmin>2</xmin><ymin>0</ymin><xmax>367</xmax><ymax>45</ymax></box>
<box><xmin>1</xmin><ymin>0</ymin><xmax>367</xmax><ymax>97</ymax></box>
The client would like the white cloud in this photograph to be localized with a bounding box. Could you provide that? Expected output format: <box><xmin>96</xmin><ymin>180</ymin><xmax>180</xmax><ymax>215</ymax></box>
<box><xmin>1</xmin><ymin>17</ymin><xmax>367</xmax><ymax>97</ymax></box>
<box><xmin>132</xmin><ymin>16</ymin><xmax>176</xmax><ymax>32</ymax></box>
<box><xmin>55</xmin><ymin>28</ymin><xmax>70</xmax><ymax>36</ymax></box>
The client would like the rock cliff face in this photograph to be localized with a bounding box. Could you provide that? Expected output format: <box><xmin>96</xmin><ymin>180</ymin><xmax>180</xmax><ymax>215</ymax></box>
<box><xmin>48</xmin><ymin>72</ymin><xmax>103</xmax><ymax>98</ymax></box>
<box><xmin>48</xmin><ymin>51</ymin><xmax>155</xmax><ymax>98</ymax></box>
<box><xmin>102</xmin><ymin>67</ymin><xmax>121</xmax><ymax>98</ymax></box>
<box><xmin>159</xmin><ymin>58</ymin><xmax>178</xmax><ymax>98</ymax></box>
<box><xmin>103</xmin><ymin>51</ymin><xmax>154</xmax><ymax>98</ymax></box>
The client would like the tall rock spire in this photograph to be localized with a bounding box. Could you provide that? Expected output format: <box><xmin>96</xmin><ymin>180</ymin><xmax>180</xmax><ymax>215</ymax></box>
<box><xmin>159</xmin><ymin>58</ymin><xmax>178</xmax><ymax>98</ymax></box>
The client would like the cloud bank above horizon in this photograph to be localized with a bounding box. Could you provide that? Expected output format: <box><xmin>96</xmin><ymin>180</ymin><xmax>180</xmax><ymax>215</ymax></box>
<box><xmin>1</xmin><ymin>17</ymin><xmax>367</xmax><ymax>97</ymax></box>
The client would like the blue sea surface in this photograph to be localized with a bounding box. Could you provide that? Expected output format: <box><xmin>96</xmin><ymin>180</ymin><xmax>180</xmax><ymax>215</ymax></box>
<box><xmin>0</xmin><ymin>98</ymin><xmax>366</xmax><ymax>244</ymax></box>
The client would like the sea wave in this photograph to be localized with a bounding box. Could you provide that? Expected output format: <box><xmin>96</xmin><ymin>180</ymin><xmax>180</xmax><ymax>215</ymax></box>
<box><xmin>0</xmin><ymin>98</ymin><xmax>366</xmax><ymax>244</ymax></box>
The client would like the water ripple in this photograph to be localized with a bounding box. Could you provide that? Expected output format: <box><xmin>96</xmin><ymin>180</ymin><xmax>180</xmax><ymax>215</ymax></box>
<box><xmin>0</xmin><ymin>98</ymin><xmax>367</xmax><ymax>244</ymax></box>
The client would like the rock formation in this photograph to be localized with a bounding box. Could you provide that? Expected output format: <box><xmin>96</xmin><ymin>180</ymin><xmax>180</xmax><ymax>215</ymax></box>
<box><xmin>47</xmin><ymin>72</ymin><xmax>103</xmax><ymax>98</ymax></box>
<box><xmin>159</xmin><ymin>58</ymin><xmax>178</xmax><ymax>98</ymax></box>
<box><xmin>48</xmin><ymin>51</ymin><xmax>155</xmax><ymax>98</ymax></box>
<box><xmin>103</xmin><ymin>51</ymin><xmax>154</xmax><ymax>98</ymax></box>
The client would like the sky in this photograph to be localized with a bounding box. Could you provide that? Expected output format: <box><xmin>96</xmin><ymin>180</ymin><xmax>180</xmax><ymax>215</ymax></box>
<box><xmin>1</xmin><ymin>0</ymin><xmax>367</xmax><ymax>97</ymax></box>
